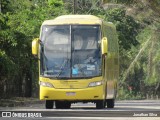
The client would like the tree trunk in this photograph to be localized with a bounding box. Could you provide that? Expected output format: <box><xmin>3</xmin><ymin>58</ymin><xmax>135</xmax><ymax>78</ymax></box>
<box><xmin>24</xmin><ymin>71</ymin><xmax>32</xmax><ymax>97</ymax></box>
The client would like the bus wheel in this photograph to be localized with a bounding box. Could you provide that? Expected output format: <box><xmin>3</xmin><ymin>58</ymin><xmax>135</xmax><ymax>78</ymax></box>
<box><xmin>107</xmin><ymin>99</ymin><xmax>115</xmax><ymax>108</ymax></box>
<box><xmin>64</xmin><ymin>102</ymin><xmax>71</xmax><ymax>109</ymax></box>
<box><xmin>55</xmin><ymin>101</ymin><xmax>71</xmax><ymax>109</ymax></box>
<box><xmin>96</xmin><ymin>100</ymin><xmax>105</xmax><ymax>109</ymax></box>
<box><xmin>55</xmin><ymin>101</ymin><xmax>62</xmax><ymax>109</ymax></box>
<box><xmin>45</xmin><ymin>100</ymin><xmax>54</xmax><ymax>109</ymax></box>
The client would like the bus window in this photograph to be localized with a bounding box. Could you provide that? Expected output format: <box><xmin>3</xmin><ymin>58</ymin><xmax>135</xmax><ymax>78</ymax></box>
<box><xmin>72</xmin><ymin>25</ymin><xmax>101</xmax><ymax>78</ymax></box>
<box><xmin>40</xmin><ymin>25</ymin><xmax>71</xmax><ymax>77</ymax></box>
<box><xmin>39</xmin><ymin>25</ymin><xmax>102</xmax><ymax>78</ymax></box>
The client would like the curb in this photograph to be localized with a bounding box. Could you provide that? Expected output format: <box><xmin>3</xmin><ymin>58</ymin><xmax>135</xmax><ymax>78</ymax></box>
<box><xmin>0</xmin><ymin>98</ymin><xmax>44</xmax><ymax>107</ymax></box>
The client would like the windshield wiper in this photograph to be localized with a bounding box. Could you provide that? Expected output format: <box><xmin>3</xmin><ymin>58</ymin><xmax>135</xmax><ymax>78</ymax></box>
<box><xmin>42</xmin><ymin>75</ymin><xmax>69</xmax><ymax>79</ymax></box>
<box><xmin>56</xmin><ymin>58</ymin><xmax>69</xmax><ymax>77</ymax></box>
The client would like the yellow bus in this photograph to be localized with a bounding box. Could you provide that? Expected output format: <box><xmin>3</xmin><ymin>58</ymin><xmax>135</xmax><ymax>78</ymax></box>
<box><xmin>32</xmin><ymin>15</ymin><xmax>119</xmax><ymax>109</ymax></box>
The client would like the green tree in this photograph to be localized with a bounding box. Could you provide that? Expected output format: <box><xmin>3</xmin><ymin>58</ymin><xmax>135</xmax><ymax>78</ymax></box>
<box><xmin>105</xmin><ymin>8</ymin><xmax>140</xmax><ymax>50</ymax></box>
<box><xmin>0</xmin><ymin>0</ymin><xmax>67</xmax><ymax>98</ymax></box>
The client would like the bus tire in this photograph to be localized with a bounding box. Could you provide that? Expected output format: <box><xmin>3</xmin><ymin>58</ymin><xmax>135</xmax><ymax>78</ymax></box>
<box><xmin>64</xmin><ymin>102</ymin><xmax>71</xmax><ymax>109</ymax></box>
<box><xmin>55</xmin><ymin>101</ymin><xmax>71</xmax><ymax>109</ymax></box>
<box><xmin>55</xmin><ymin>101</ymin><xmax>63</xmax><ymax>109</ymax></box>
<box><xmin>107</xmin><ymin>99</ymin><xmax>115</xmax><ymax>108</ymax></box>
<box><xmin>45</xmin><ymin>100</ymin><xmax>54</xmax><ymax>109</ymax></box>
<box><xmin>96</xmin><ymin>100</ymin><xmax>105</xmax><ymax>109</ymax></box>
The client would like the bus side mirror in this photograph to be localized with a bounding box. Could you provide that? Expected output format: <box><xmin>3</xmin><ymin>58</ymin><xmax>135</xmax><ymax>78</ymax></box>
<box><xmin>32</xmin><ymin>38</ymin><xmax>39</xmax><ymax>55</ymax></box>
<box><xmin>101</xmin><ymin>37</ymin><xmax>108</xmax><ymax>55</ymax></box>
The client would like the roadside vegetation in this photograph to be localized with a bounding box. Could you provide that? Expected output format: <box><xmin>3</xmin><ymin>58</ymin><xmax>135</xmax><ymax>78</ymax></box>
<box><xmin>0</xmin><ymin>0</ymin><xmax>160</xmax><ymax>100</ymax></box>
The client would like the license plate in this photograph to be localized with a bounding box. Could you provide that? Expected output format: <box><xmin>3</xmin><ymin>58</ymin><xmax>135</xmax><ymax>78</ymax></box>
<box><xmin>66</xmin><ymin>92</ymin><xmax>76</xmax><ymax>96</ymax></box>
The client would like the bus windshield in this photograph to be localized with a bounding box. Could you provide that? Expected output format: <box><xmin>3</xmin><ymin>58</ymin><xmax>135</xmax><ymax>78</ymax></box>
<box><xmin>40</xmin><ymin>25</ymin><xmax>101</xmax><ymax>79</ymax></box>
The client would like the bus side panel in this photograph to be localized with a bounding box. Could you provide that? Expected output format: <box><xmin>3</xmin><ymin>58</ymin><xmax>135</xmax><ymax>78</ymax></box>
<box><xmin>103</xmin><ymin>23</ymin><xmax>118</xmax><ymax>99</ymax></box>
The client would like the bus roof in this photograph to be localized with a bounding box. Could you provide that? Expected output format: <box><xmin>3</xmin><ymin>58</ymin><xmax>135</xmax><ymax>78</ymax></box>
<box><xmin>42</xmin><ymin>15</ymin><xmax>102</xmax><ymax>25</ymax></box>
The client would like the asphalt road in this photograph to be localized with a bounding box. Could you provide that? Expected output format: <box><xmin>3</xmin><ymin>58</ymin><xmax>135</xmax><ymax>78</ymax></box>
<box><xmin>0</xmin><ymin>100</ymin><xmax>160</xmax><ymax>120</ymax></box>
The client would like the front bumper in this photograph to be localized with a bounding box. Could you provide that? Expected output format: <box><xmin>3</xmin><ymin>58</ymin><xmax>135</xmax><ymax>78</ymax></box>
<box><xmin>40</xmin><ymin>85</ymin><xmax>104</xmax><ymax>101</ymax></box>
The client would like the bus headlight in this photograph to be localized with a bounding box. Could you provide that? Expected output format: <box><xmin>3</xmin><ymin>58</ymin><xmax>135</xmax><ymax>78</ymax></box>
<box><xmin>39</xmin><ymin>81</ymin><xmax>54</xmax><ymax>88</ymax></box>
<box><xmin>88</xmin><ymin>81</ymin><xmax>103</xmax><ymax>87</ymax></box>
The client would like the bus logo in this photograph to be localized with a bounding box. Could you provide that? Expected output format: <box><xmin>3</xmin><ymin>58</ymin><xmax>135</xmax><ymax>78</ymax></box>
<box><xmin>70</xmin><ymin>85</ymin><xmax>73</xmax><ymax>88</ymax></box>
<box><xmin>2</xmin><ymin>112</ymin><xmax>11</xmax><ymax>117</ymax></box>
